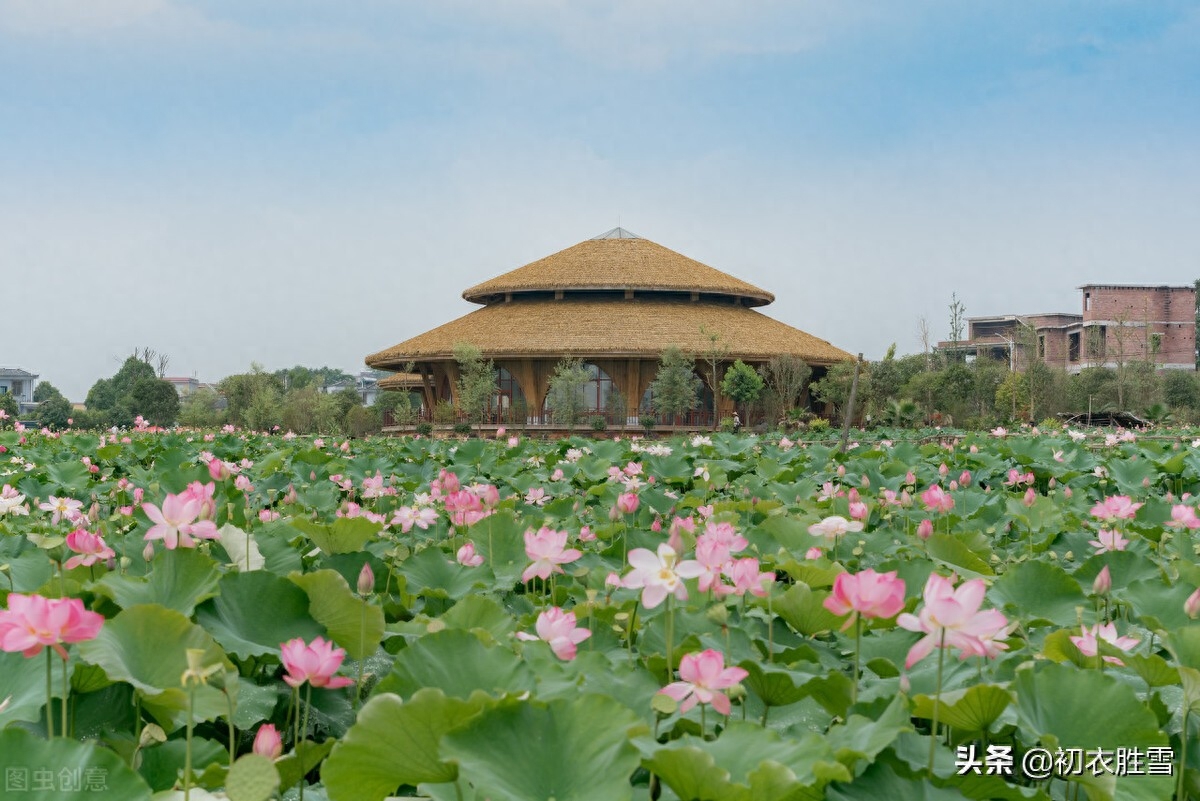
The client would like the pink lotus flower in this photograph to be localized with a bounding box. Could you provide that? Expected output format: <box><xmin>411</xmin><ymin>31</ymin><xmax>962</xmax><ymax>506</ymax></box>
<box><xmin>917</xmin><ymin>519</ymin><xmax>934</xmax><ymax>540</ymax></box>
<box><xmin>253</xmin><ymin>724</ymin><xmax>283</xmax><ymax>759</ymax></box>
<box><xmin>0</xmin><ymin>594</ymin><xmax>104</xmax><ymax>659</ymax></box>
<box><xmin>445</xmin><ymin>490</ymin><xmax>487</xmax><ymax>526</ymax></box>
<box><xmin>623</xmin><ymin>544</ymin><xmax>704</xmax><ymax>608</ymax></box>
<box><xmin>896</xmin><ymin>573</ymin><xmax>1010</xmax><ymax>669</ymax></box>
<box><xmin>1185</xmin><ymin>587</ymin><xmax>1200</xmax><ymax>619</ymax></box>
<box><xmin>279</xmin><ymin>636</ymin><xmax>355</xmax><ymax>689</ymax></box>
<box><xmin>807</xmin><ymin>515</ymin><xmax>863</xmax><ymax>544</ymax></box>
<box><xmin>721</xmin><ymin>558</ymin><xmax>775</xmax><ymax>598</ymax></box>
<box><xmin>695</xmin><ymin>537</ymin><xmax>732</xmax><ymax>593</ymax></box>
<box><xmin>142</xmin><ymin>491</ymin><xmax>220</xmax><ymax>550</ymax></box>
<box><xmin>64</xmin><ymin>529</ymin><xmax>115</xmax><ymax>570</ymax></box>
<box><xmin>1022</xmin><ymin>488</ymin><xmax>1037</xmax><ymax>508</ymax></box>
<box><xmin>1090</xmin><ymin>495</ymin><xmax>1142</xmax><ymax>523</ymax></box>
<box><xmin>659</xmin><ymin>649</ymin><xmax>748</xmax><ymax>716</ymax></box>
<box><xmin>208</xmin><ymin>458</ymin><xmax>232</xmax><ymax>481</ymax></box>
<box><xmin>701</xmin><ymin>521</ymin><xmax>748</xmax><ymax>552</ymax></box>
<box><xmin>522</xmin><ymin>527</ymin><xmax>581</xmax><ymax>582</ymax></box>
<box><xmin>1088</xmin><ymin>529</ymin><xmax>1129</xmax><ymax>553</ymax></box>
<box><xmin>1168</xmin><ymin>504</ymin><xmax>1200</xmax><ymax>530</ymax></box>
<box><xmin>181</xmin><ymin>481</ymin><xmax>217</xmax><ymax>520</ymax></box>
<box><xmin>823</xmin><ymin>569</ymin><xmax>906</xmax><ymax>629</ymax></box>
<box><xmin>848</xmin><ymin>501</ymin><xmax>869</xmax><ymax>521</ymax></box>
<box><xmin>920</xmin><ymin>485</ymin><xmax>954</xmax><ymax>514</ymax></box>
<box><xmin>516</xmin><ymin>607</ymin><xmax>591</xmax><ymax>660</ymax></box>
<box><xmin>1070</xmin><ymin>623</ymin><xmax>1139</xmax><ymax>665</ymax></box>
<box><xmin>456</xmin><ymin>542</ymin><xmax>484</xmax><ymax>567</ymax></box>
<box><xmin>616</xmin><ymin>492</ymin><xmax>639</xmax><ymax>515</ymax></box>
<box><xmin>393</xmin><ymin>505</ymin><xmax>438</xmax><ymax>533</ymax></box>
<box><xmin>523</xmin><ymin>488</ymin><xmax>549</xmax><ymax>506</ymax></box>
<box><xmin>0</xmin><ymin>484</ymin><xmax>29</xmax><ymax>516</ymax></box>
<box><xmin>1093</xmin><ymin>565</ymin><xmax>1112</xmax><ymax>595</ymax></box>
<box><xmin>805</xmin><ymin>547</ymin><xmax>823</xmax><ymax>560</ymax></box>
<box><xmin>39</xmin><ymin>495</ymin><xmax>84</xmax><ymax>526</ymax></box>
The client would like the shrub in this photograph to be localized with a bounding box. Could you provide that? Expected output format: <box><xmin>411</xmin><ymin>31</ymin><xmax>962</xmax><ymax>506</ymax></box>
<box><xmin>415</xmin><ymin>422</ymin><xmax>433</xmax><ymax>436</ymax></box>
<box><xmin>807</xmin><ymin>417</ymin><xmax>831</xmax><ymax>433</ymax></box>
<box><xmin>640</xmin><ymin>416</ymin><xmax>657</xmax><ymax>432</ymax></box>
<box><xmin>434</xmin><ymin>400</ymin><xmax>458</xmax><ymax>424</ymax></box>
<box><xmin>590</xmin><ymin>415</ymin><xmax>607</xmax><ymax>432</ymax></box>
<box><xmin>719</xmin><ymin>416</ymin><xmax>736</xmax><ymax>433</ymax></box>
<box><xmin>453</xmin><ymin>422</ymin><xmax>472</xmax><ymax>436</ymax></box>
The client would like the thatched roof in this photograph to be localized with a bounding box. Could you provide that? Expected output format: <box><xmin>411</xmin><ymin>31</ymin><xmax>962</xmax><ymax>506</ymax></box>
<box><xmin>366</xmin><ymin>297</ymin><xmax>853</xmax><ymax>368</ymax></box>
<box><xmin>462</xmin><ymin>229</ymin><xmax>775</xmax><ymax>307</ymax></box>
<box><xmin>376</xmin><ymin>372</ymin><xmax>424</xmax><ymax>391</ymax></box>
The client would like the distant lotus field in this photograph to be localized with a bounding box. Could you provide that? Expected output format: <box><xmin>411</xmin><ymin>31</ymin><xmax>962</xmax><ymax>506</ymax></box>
<box><xmin>1</xmin><ymin>422</ymin><xmax>1200</xmax><ymax>800</ymax></box>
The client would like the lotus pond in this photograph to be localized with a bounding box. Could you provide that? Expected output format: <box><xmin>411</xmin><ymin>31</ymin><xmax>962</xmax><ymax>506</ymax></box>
<box><xmin>1</xmin><ymin>424</ymin><xmax>1199</xmax><ymax>801</ymax></box>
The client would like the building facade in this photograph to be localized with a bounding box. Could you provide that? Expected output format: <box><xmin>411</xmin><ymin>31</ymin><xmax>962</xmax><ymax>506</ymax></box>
<box><xmin>940</xmin><ymin>284</ymin><xmax>1196</xmax><ymax>373</ymax></box>
<box><xmin>0</xmin><ymin>367</ymin><xmax>38</xmax><ymax>415</ymax></box>
<box><xmin>366</xmin><ymin>228</ymin><xmax>855</xmax><ymax>429</ymax></box>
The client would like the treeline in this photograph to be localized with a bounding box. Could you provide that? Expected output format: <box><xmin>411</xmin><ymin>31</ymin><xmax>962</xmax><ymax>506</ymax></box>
<box><xmin>808</xmin><ymin>346</ymin><xmax>1200</xmax><ymax>429</ymax></box>
<box><xmin>176</xmin><ymin>365</ymin><xmax>410</xmax><ymax>436</ymax></box>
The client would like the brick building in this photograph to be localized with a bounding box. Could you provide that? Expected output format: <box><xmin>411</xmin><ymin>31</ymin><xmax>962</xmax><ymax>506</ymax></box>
<box><xmin>939</xmin><ymin>284</ymin><xmax>1196</xmax><ymax>373</ymax></box>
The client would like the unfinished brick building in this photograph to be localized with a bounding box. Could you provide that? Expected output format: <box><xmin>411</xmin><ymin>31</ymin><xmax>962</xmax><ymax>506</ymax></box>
<box><xmin>940</xmin><ymin>284</ymin><xmax>1196</xmax><ymax>372</ymax></box>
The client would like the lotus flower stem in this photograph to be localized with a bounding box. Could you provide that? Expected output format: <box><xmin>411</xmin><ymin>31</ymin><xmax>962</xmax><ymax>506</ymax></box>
<box><xmin>298</xmin><ymin>683</ymin><xmax>313</xmax><ymax>801</ymax></box>
<box><xmin>1177</xmin><ymin>707</ymin><xmax>1189</xmax><ymax>801</ymax></box>
<box><xmin>61</xmin><ymin>653</ymin><xmax>69</xmax><ymax>738</ymax></box>
<box><xmin>665</xmin><ymin>597</ymin><xmax>675</xmax><ymax>685</ymax></box>
<box><xmin>852</xmin><ymin>617</ymin><xmax>861</xmax><ymax>705</ymax></box>
<box><xmin>355</xmin><ymin>602</ymin><xmax>367</xmax><ymax>710</ymax></box>
<box><xmin>185</xmin><ymin>683</ymin><xmax>195</xmax><ymax>801</ymax></box>
<box><xmin>928</xmin><ymin>629</ymin><xmax>946</xmax><ymax>772</ymax></box>
<box><xmin>44</xmin><ymin>649</ymin><xmax>54</xmax><ymax>739</ymax></box>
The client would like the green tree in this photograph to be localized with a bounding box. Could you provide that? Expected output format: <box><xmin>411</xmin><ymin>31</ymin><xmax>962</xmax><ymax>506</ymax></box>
<box><xmin>376</xmin><ymin>390</ymin><xmax>417</xmax><ymax>426</ymax></box>
<box><xmin>721</xmin><ymin>359</ymin><xmax>764</xmax><ymax>425</ymax></box>
<box><xmin>699</xmin><ymin>326</ymin><xmax>730</xmax><ymax>424</ymax></box>
<box><xmin>36</xmin><ymin>395</ymin><xmax>73</xmax><ymax>430</ymax></box>
<box><xmin>128</xmin><ymin>377</ymin><xmax>180</xmax><ymax>427</ymax></box>
<box><xmin>32</xmin><ymin>382</ymin><xmax>65</xmax><ymax>403</ymax></box>
<box><xmin>453</xmin><ymin>342</ymin><xmax>497</xmax><ymax>432</ymax></box>
<box><xmin>219</xmin><ymin>366</ymin><xmax>284</xmax><ymax>427</ymax></box>
<box><xmin>546</xmin><ymin>358</ymin><xmax>590</xmax><ymax>431</ymax></box>
<box><xmin>758</xmin><ymin>354</ymin><xmax>812</xmax><ymax>422</ymax></box>
<box><xmin>810</xmin><ymin>361</ymin><xmax>871</xmax><ymax>419</ymax></box>
<box><xmin>650</xmin><ymin>347</ymin><xmax>701</xmax><ymax>427</ymax></box>
<box><xmin>84</xmin><ymin>355</ymin><xmax>162</xmax><ymax>427</ymax></box>
<box><xmin>1162</xmin><ymin>370</ymin><xmax>1199</xmax><ymax>410</ymax></box>
<box><xmin>178</xmin><ymin>388</ymin><xmax>227</xmax><ymax>428</ymax></box>
<box><xmin>0</xmin><ymin>391</ymin><xmax>20</xmax><ymax>421</ymax></box>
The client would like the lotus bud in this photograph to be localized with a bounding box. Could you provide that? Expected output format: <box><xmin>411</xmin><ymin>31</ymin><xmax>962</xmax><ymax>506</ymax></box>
<box><xmin>1048</xmin><ymin>477</ymin><xmax>1057</xmax><ymax>489</ymax></box>
<box><xmin>208</xmin><ymin>457</ymin><xmax>231</xmax><ymax>481</ymax></box>
<box><xmin>253</xmin><ymin>724</ymin><xmax>283</xmax><ymax>760</ymax></box>
<box><xmin>1063</xmin><ymin>487</ymin><xmax>1073</xmax><ymax>499</ymax></box>
<box><xmin>143</xmin><ymin>542</ymin><xmax>155</xmax><ymax>562</ymax></box>
<box><xmin>917</xmin><ymin>519</ymin><xmax>934</xmax><ymax>540</ymax></box>
<box><xmin>904</xmin><ymin>471</ymin><xmax>916</xmax><ymax>486</ymax></box>
<box><xmin>805</xmin><ymin>547</ymin><xmax>823</xmax><ymax>560</ymax></box>
<box><xmin>939</xmin><ymin>463</ymin><xmax>949</xmax><ymax>476</ymax></box>
<box><xmin>605</xmin><ymin>572</ymin><xmax>623</xmax><ymax>588</ymax></box>
<box><xmin>959</xmin><ymin>471</ymin><xmax>971</xmax><ymax>486</ymax></box>
<box><xmin>1023</xmin><ymin>488</ymin><xmax>1036</xmax><ymax>508</ymax></box>
<box><xmin>651</xmin><ymin>518</ymin><xmax>662</xmax><ymax>533</ymax></box>
<box><xmin>88</xmin><ymin>503</ymin><xmax>100</xmax><ymax>523</ymax></box>
<box><xmin>836</xmin><ymin>464</ymin><xmax>846</xmax><ymax>478</ymax></box>
<box><xmin>949</xmin><ymin>480</ymin><xmax>959</xmax><ymax>491</ymax></box>
<box><xmin>1093</xmin><ymin>565</ymin><xmax>1111</xmax><ymax>596</ymax></box>
<box><xmin>357</xmin><ymin>563</ymin><xmax>374</xmax><ymax>596</ymax></box>
<box><xmin>1186</xmin><ymin>587</ymin><xmax>1200</xmax><ymax>619</ymax></box>
<box><xmin>899</xmin><ymin>674</ymin><xmax>911</xmax><ymax>693</ymax></box>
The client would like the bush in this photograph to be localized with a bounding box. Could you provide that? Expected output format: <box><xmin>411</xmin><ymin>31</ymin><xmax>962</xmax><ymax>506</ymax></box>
<box><xmin>640</xmin><ymin>416</ymin><xmax>657</xmax><ymax>432</ymax></box>
<box><xmin>344</xmin><ymin>406</ymin><xmax>381</xmax><ymax>438</ymax></box>
<box><xmin>453</xmin><ymin>422</ymin><xmax>473</xmax><ymax>436</ymax></box>
<box><xmin>434</xmin><ymin>400</ymin><xmax>458</xmax><ymax>424</ymax></box>
<box><xmin>806</xmin><ymin>417</ymin><xmax>831</xmax><ymax>433</ymax></box>
<box><xmin>1038</xmin><ymin>417</ymin><xmax>1062</xmax><ymax>431</ymax></box>
<box><xmin>719</xmin><ymin>416</ymin><xmax>736</xmax><ymax>433</ymax></box>
<box><xmin>590</xmin><ymin>415</ymin><xmax>607</xmax><ymax>432</ymax></box>
<box><xmin>415</xmin><ymin>422</ymin><xmax>433</xmax><ymax>436</ymax></box>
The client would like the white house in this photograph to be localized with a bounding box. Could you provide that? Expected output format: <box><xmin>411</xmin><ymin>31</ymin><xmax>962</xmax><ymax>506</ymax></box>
<box><xmin>0</xmin><ymin>367</ymin><xmax>38</xmax><ymax>414</ymax></box>
<box><xmin>322</xmin><ymin>371</ymin><xmax>381</xmax><ymax>406</ymax></box>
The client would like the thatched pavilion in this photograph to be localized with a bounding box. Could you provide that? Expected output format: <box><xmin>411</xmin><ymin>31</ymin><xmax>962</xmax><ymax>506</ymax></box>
<box><xmin>366</xmin><ymin>228</ymin><xmax>853</xmax><ymax>429</ymax></box>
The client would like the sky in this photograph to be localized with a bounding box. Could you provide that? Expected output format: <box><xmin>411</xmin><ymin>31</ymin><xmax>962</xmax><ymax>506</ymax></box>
<box><xmin>2</xmin><ymin>0</ymin><xmax>1198</xmax><ymax>401</ymax></box>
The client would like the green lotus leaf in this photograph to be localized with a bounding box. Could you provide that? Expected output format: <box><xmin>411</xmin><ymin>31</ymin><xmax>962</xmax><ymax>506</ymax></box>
<box><xmin>225</xmin><ymin>754</ymin><xmax>279</xmax><ymax>801</ymax></box>
<box><xmin>396</xmin><ymin>546</ymin><xmax>484</xmax><ymax>600</ymax></box>
<box><xmin>441</xmin><ymin>694</ymin><xmax>644</xmax><ymax>801</ymax></box>
<box><xmin>375</xmin><ymin>629</ymin><xmax>535</xmax><ymax>700</ymax></box>
<box><xmin>912</xmin><ymin>684</ymin><xmax>1012</xmax><ymax>733</ymax></box>
<box><xmin>95</xmin><ymin>548</ymin><xmax>221</xmax><ymax>616</ymax></box>
<box><xmin>289</xmin><ymin>569</ymin><xmax>384</xmax><ymax>660</ymax></box>
<box><xmin>321</xmin><ymin>689</ymin><xmax>492</xmax><ymax>799</ymax></box>
<box><xmin>291</xmin><ymin>516</ymin><xmax>381</xmax><ymax>555</ymax></box>
<box><xmin>194</xmin><ymin>571</ymin><xmax>324</xmax><ymax>660</ymax></box>
<box><xmin>989</xmin><ymin>560</ymin><xmax>1085</xmax><ymax>627</ymax></box>
<box><xmin>0</xmin><ymin>726</ymin><xmax>153</xmax><ymax>800</ymax></box>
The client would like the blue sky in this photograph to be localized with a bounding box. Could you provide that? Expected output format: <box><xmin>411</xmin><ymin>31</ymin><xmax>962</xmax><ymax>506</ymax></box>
<box><xmin>2</xmin><ymin>1</ymin><xmax>1198</xmax><ymax>399</ymax></box>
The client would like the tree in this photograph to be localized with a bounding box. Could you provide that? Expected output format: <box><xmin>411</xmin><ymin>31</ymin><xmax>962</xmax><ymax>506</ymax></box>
<box><xmin>1163</xmin><ymin>370</ymin><xmax>1199</xmax><ymax>410</ymax></box>
<box><xmin>948</xmin><ymin>293</ymin><xmax>965</xmax><ymax>347</ymax></box>
<box><xmin>128</xmin><ymin>377</ymin><xmax>180</xmax><ymax>427</ymax></box>
<box><xmin>33</xmin><ymin>382</ymin><xmax>65</xmax><ymax>403</ymax></box>
<box><xmin>178</xmin><ymin>388</ymin><xmax>227</xmax><ymax>428</ymax></box>
<box><xmin>810</xmin><ymin>361</ymin><xmax>872</xmax><ymax>419</ymax></box>
<box><xmin>0</xmin><ymin>392</ymin><xmax>20</xmax><ymax>420</ymax></box>
<box><xmin>546</xmin><ymin>358</ymin><xmax>590</xmax><ymax>431</ymax></box>
<box><xmin>758</xmin><ymin>355</ymin><xmax>812</xmax><ymax>421</ymax></box>
<box><xmin>453</xmin><ymin>342</ymin><xmax>496</xmax><ymax>432</ymax></box>
<box><xmin>219</xmin><ymin>366</ymin><xmax>284</xmax><ymax>427</ymax></box>
<box><xmin>650</xmin><ymin>347</ymin><xmax>700</xmax><ymax>427</ymax></box>
<box><xmin>84</xmin><ymin>354</ymin><xmax>162</xmax><ymax>427</ymax></box>
<box><xmin>699</xmin><ymin>327</ymin><xmax>730</xmax><ymax>424</ymax></box>
<box><xmin>36</xmin><ymin>395</ymin><xmax>73</xmax><ymax>430</ymax></box>
<box><xmin>721</xmin><ymin>359</ymin><xmax>764</xmax><ymax>425</ymax></box>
